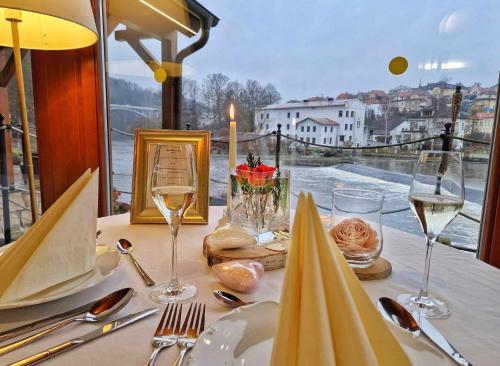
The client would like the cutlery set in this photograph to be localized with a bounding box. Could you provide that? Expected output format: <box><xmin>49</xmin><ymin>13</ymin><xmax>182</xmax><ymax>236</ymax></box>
<box><xmin>146</xmin><ymin>302</ymin><xmax>206</xmax><ymax>366</ymax></box>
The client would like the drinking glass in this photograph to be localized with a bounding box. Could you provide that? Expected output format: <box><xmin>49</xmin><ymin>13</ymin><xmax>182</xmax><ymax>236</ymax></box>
<box><xmin>330</xmin><ymin>188</ymin><xmax>384</xmax><ymax>268</ymax></box>
<box><xmin>150</xmin><ymin>143</ymin><xmax>197</xmax><ymax>303</ymax></box>
<box><xmin>398</xmin><ymin>151</ymin><xmax>464</xmax><ymax>318</ymax></box>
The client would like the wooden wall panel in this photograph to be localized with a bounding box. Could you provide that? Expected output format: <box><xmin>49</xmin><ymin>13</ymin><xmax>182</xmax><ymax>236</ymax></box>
<box><xmin>30</xmin><ymin>39</ymin><xmax>106</xmax><ymax>215</ymax></box>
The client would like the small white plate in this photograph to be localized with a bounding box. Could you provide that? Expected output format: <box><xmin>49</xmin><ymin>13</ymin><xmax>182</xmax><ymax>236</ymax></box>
<box><xmin>0</xmin><ymin>245</ymin><xmax>120</xmax><ymax>309</ymax></box>
<box><xmin>188</xmin><ymin>301</ymin><xmax>453</xmax><ymax>366</ymax></box>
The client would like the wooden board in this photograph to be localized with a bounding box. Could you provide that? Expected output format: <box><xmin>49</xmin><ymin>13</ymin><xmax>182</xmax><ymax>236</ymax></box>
<box><xmin>353</xmin><ymin>257</ymin><xmax>392</xmax><ymax>280</ymax></box>
<box><xmin>203</xmin><ymin>235</ymin><xmax>288</xmax><ymax>271</ymax></box>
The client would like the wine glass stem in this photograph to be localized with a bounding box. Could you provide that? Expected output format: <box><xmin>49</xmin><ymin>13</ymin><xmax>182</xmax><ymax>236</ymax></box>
<box><xmin>169</xmin><ymin>215</ymin><xmax>180</xmax><ymax>287</ymax></box>
<box><xmin>417</xmin><ymin>237</ymin><xmax>434</xmax><ymax>300</ymax></box>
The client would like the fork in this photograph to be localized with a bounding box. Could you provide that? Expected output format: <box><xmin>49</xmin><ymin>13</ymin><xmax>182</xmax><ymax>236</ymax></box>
<box><xmin>173</xmin><ymin>303</ymin><xmax>206</xmax><ymax>366</ymax></box>
<box><xmin>146</xmin><ymin>303</ymin><xmax>182</xmax><ymax>366</ymax></box>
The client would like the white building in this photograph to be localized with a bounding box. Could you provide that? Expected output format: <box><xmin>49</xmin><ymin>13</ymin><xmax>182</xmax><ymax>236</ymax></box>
<box><xmin>255</xmin><ymin>98</ymin><xmax>366</xmax><ymax>147</ymax></box>
<box><xmin>295</xmin><ymin>117</ymin><xmax>338</xmax><ymax>146</ymax></box>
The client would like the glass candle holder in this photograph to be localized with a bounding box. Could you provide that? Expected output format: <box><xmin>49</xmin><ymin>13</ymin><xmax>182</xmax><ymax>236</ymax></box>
<box><xmin>330</xmin><ymin>188</ymin><xmax>384</xmax><ymax>268</ymax></box>
<box><xmin>230</xmin><ymin>169</ymin><xmax>290</xmax><ymax>244</ymax></box>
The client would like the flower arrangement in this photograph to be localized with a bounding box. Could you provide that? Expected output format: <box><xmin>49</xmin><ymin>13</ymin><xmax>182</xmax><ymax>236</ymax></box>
<box><xmin>230</xmin><ymin>153</ymin><xmax>289</xmax><ymax>241</ymax></box>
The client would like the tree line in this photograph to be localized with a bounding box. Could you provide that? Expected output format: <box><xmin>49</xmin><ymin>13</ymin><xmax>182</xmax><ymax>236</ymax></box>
<box><xmin>182</xmin><ymin>73</ymin><xmax>281</xmax><ymax>132</ymax></box>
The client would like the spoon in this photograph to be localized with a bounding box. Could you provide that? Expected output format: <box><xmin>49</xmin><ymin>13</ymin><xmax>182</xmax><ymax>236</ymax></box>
<box><xmin>0</xmin><ymin>287</ymin><xmax>135</xmax><ymax>355</ymax></box>
<box><xmin>117</xmin><ymin>238</ymin><xmax>155</xmax><ymax>287</ymax></box>
<box><xmin>213</xmin><ymin>290</ymin><xmax>256</xmax><ymax>308</ymax></box>
<box><xmin>378</xmin><ymin>297</ymin><xmax>472</xmax><ymax>366</ymax></box>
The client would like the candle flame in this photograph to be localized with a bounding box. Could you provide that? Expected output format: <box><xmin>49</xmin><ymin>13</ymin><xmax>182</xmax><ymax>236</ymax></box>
<box><xmin>229</xmin><ymin>104</ymin><xmax>235</xmax><ymax>121</ymax></box>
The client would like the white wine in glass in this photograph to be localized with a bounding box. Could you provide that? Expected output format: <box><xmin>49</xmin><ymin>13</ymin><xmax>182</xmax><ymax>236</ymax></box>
<box><xmin>398</xmin><ymin>150</ymin><xmax>464</xmax><ymax>318</ymax></box>
<box><xmin>150</xmin><ymin>144</ymin><xmax>197</xmax><ymax>303</ymax></box>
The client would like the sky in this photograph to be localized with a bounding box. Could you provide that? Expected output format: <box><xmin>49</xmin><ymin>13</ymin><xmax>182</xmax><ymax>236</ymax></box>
<box><xmin>107</xmin><ymin>0</ymin><xmax>500</xmax><ymax>102</ymax></box>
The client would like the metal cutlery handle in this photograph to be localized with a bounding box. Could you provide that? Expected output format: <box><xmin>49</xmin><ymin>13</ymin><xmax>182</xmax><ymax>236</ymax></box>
<box><xmin>146</xmin><ymin>347</ymin><xmax>162</xmax><ymax>366</ymax></box>
<box><xmin>173</xmin><ymin>344</ymin><xmax>189</xmax><ymax>366</ymax></box>
<box><xmin>420</xmin><ymin>321</ymin><xmax>473</xmax><ymax>366</ymax></box>
<box><xmin>128</xmin><ymin>253</ymin><xmax>155</xmax><ymax>287</ymax></box>
<box><xmin>7</xmin><ymin>341</ymin><xmax>77</xmax><ymax>366</ymax></box>
<box><xmin>0</xmin><ymin>318</ymin><xmax>74</xmax><ymax>356</ymax></box>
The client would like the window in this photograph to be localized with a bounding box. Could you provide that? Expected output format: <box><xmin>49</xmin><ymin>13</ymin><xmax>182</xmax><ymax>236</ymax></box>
<box><xmin>307</xmin><ymin>126</ymin><xmax>310</xmax><ymax>132</ymax></box>
<box><xmin>266</xmin><ymin>124</ymin><xmax>269</xmax><ymax>129</ymax></box>
<box><xmin>331</xmin><ymin>126</ymin><xmax>333</xmax><ymax>132</ymax></box>
<box><xmin>344</xmin><ymin>124</ymin><xmax>348</xmax><ymax>130</ymax></box>
<box><xmin>357</xmin><ymin>120</ymin><xmax>360</xmax><ymax>128</ymax></box>
<box><xmin>287</xmin><ymin>112</ymin><xmax>290</xmax><ymax>118</ymax></box>
<box><xmin>313</xmin><ymin>126</ymin><xmax>316</xmax><ymax>132</ymax></box>
<box><xmin>287</xmin><ymin>123</ymin><xmax>290</xmax><ymax>130</ymax></box>
<box><xmin>345</xmin><ymin>110</ymin><xmax>349</xmax><ymax>117</ymax></box>
<box><xmin>339</xmin><ymin>110</ymin><xmax>343</xmax><ymax>117</ymax></box>
<box><xmin>324</xmin><ymin>126</ymin><xmax>327</xmax><ymax>132</ymax></box>
<box><xmin>339</xmin><ymin>135</ymin><xmax>345</xmax><ymax>142</ymax></box>
<box><xmin>349</xmin><ymin>136</ymin><xmax>352</xmax><ymax>141</ymax></box>
<box><xmin>306</xmin><ymin>137</ymin><xmax>310</xmax><ymax>142</ymax></box>
<box><xmin>261</xmin><ymin>113</ymin><xmax>264</xmax><ymax>120</ymax></box>
<box><xmin>301</xmin><ymin>126</ymin><xmax>304</xmax><ymax>132</ymax></box>
<box><xmin>350</xmin><ymin>124</ymin><xmax>353</xmax><ymax>130</ymax></box>
<box><xmin>351</xmin><ymin>111</ymin><xmax>355</xmax><ymax>117</ymax></box>
<box><xmin>300</xmin><ymin>137</ymin><xmax>304</xmax><ymax>141</ymax></box>
<box><xmin>266</xmin><ymin>113</ymin><xmax>269</xmax><ymax>119</ymax></box>
<box><xmin>296</xmin><ymin>112</ymin><xmax>300</xmax><ymax>118</ymax></box>
<box><xmin>312</xmin><ymin>137</ymin><xmax>316</xmax><ymax>143</ymax></box>
<box><xmin>324</xmin><ymin>138</ymin><xmax>326</xmax><ymax>144</ymax></box>
<box><xmin>329</xmin><ymin>137</ymin><xmax>333</xmax><ymax>144</ymax></box>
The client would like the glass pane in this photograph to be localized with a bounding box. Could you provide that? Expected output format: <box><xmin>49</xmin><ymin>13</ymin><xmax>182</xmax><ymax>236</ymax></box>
<box><xmin>0</xmin><ymin>50</ymin><xmax>40</xmax><ymax>245</ymax></box>
<box><xmin>104</xmin><ymin>1</ymin><xmax>496</xmax><ymax>252</ymax></box>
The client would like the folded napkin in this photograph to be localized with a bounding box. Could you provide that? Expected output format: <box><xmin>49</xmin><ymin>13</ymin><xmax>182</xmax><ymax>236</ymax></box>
<box><xmin>0</xmin><ymin>169</ymin><xmax>99</xmax><ymax>303</ymax></box>
<box><xmin>270</xmin><ymin>193</ymin><xmax>410</xmax><ymax>366</ymax></box>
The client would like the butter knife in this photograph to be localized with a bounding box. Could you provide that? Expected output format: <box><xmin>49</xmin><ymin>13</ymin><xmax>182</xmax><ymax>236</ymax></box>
<box><xmin>0</xmin><ymin>301</ymin><xmax>95</xmax><ymax>343</ymax></box>
<box><xmin>7</xmin><ymin>308</ymin><xmax>159</xmax><ymax>366</ymax></box>
<box><xmin>418</xmin><ymin>316</ymin><xmax>473</xmax><ymax>366</ymax></box>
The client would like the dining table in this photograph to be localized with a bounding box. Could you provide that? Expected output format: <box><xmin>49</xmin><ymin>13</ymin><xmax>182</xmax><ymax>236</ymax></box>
<box><xmin>1</xmin><ymin>206</ymin><xmax>500</xmax><ymax>365</ymax></box>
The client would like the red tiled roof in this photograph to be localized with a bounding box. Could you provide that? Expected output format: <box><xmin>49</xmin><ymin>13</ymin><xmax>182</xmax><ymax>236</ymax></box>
<box><xmin>471</xmin><ymin>112</ymin><xmax>495</xmax><ymax>120</ymax></box>
<box><xmin>336</xmin><ymin>92</ymin><xmax>354</xmax><ymax>100</ymax></box>
<box><xmin>297</xmin><ymin>117</ymin><xmax>339</xmax><ymax>126</ymax></box>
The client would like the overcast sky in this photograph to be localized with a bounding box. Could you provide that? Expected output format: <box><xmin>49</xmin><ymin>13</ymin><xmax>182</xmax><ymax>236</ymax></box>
<box><xmin>108</xmin><ymin>0</ymin><xmax>500</xmax><ymax>101</ymax></box>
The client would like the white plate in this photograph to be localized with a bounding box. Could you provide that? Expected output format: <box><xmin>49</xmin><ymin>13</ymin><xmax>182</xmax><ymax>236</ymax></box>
<box><xmin>188</xmin><ymin>301</ymin><xmax>453</xmax><ymax>366</ymax></box>
<box><xmin>0</xmin><ymin>245</ymin><xmax>120</xmax><ymax>309</ymax></box>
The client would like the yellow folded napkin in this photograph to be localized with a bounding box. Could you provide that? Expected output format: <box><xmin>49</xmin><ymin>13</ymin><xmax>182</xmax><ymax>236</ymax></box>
<box><xmin>0</xmin><ymin>169</ymin><xmax>99</xmax><ymax>303</ymax></box>
<box><xmin>271</xmin><ymin>192</ymin><xmax>410</xmax><ymax>366</ymax></box>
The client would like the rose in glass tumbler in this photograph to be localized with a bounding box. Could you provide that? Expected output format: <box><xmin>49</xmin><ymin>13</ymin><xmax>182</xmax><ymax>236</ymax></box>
<box><xmin>330</xmin><ymin>188</ymin><xmax>384</xmax><ymax>268</ymax></box>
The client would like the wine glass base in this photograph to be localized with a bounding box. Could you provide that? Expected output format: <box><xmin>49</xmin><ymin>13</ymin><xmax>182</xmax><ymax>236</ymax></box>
<box><xmin>150</xmin><ymin>281</ymin><xmax>197</xmax><ymax>304</ymax></box>
<box><xmin>397</xmin><ymin>293</ymin><xmax>450</xmax><ymax>319</ymax></box>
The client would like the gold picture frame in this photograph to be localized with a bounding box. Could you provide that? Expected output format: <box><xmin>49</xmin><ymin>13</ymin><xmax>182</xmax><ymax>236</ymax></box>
<box><xmin>130</xmin><ymin>129</ymin><xmax>211</xmax><ymax>224</ymax></box>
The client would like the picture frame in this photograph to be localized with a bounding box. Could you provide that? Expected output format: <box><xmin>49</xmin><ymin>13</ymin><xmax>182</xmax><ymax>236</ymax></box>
<box><xmin>130</xmin><ymin>129</ymin><xmax>211</xmax><ymax>224</ymax></box>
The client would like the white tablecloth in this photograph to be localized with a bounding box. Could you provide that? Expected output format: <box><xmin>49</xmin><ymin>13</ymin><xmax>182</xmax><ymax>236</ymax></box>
<box><xmin>1</xmin><ymin>206</ymin><xmax>500</xmax><ymax>365</ymax></box>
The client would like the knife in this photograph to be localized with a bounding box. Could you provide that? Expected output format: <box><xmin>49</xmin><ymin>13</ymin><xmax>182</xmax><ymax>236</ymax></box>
<box><xmin>7</xmin><ymin>308</ymin><xmax>159</xmax><ymax>366</ymax></box>
<box><xmin>0</xmin><ymin>301</ymin><xmax>95</xmax><ymax>343</ymax></box>
<box><xmin>418</xmin><ymin>316</ymin><xmax>473</xmax><ymax>366</ymax></box>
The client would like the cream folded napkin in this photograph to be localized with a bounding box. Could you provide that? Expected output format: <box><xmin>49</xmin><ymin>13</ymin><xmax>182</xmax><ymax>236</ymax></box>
<box><xmin>270</xmin><ymin>193</ymin><xmax>410</xmax><ymax>366</ymax></box>
<box><xmin>0</xmin><ymin>169</ymin><xmax>99</xmax><ymax>303</ymax></box>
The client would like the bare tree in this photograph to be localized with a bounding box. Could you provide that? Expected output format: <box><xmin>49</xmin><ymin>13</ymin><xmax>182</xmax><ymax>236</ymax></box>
<box><xmin>202</xmin><ymin>73</ymin><xmax>229</xmax><ymax>129</ymax></box>
<box><xmin>182</xmin><ymin>78</ymin><xmax>201</xmax><ymax>129</ymax></box>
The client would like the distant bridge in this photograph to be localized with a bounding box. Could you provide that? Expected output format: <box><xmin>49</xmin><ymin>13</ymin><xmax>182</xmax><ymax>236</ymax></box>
<box><xmin>109</xmin><ymin>104</ymin><xmax>160</xmax><ymax>120</ymax></box>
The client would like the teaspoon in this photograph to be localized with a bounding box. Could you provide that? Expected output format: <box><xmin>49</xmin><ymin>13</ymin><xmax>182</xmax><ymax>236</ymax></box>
<box><xmin>378</xmin><ymin>297</ymin><xmax>472</xmax><ymax>366</ymax></box>
<box><xmin>117</xmin><ymin>238</ymin><xmax>155</xmax><ymax>287</ymax></box>
<box><xmin>213</xmin><ymin>290</ymin><xmax>256</xmax><ymax>308</ymax></box>
<box><xmin>0</xmin><ymin>287</ymin><xmax>134</xmax><ymax>355</ymax></box>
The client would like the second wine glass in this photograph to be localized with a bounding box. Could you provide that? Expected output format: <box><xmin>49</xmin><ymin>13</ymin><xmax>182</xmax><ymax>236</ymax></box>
<box><xmin>150</xmin><ymin>143</ymin><xmax>197</xmax><ymax>303</ymax></box>
<box><xmin>398</xmin><ymin>150</ymin><xmax>464</xmax><ymax>318</ymax></box>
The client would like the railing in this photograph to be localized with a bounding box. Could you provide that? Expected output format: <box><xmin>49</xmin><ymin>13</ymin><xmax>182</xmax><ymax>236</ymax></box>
<box><xmin>111</xmin><ymin>125</ymin><xmax>491</xmax><ymax>253</ymax></box>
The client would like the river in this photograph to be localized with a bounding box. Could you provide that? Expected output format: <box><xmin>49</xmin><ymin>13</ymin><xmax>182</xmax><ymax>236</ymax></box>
<box><xmin>112</xmin><ymin>138</ymin><xmax>486</xmax><ymax>248</ymax></box>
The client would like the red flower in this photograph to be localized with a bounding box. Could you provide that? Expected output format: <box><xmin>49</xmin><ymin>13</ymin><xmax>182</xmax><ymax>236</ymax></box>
<box><xmin>248</xmin><ymin>164</ymin><xmax>277</xmax><ymax>186</ymax></box>
<box><xmin>236</xmin><ymin>164</ymin><xmax>251</xmax><ymax>183</ymax></box>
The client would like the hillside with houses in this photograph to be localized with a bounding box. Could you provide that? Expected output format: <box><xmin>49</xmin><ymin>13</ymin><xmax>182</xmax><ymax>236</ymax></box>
<box><xmin>255</xmin><ymin>81</ymin><xmax>496</xmax><ymax>155</ymax></box>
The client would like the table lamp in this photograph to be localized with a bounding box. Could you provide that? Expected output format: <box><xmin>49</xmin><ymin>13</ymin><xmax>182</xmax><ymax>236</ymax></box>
<box><xmin>0</xmin><ymin>0</ymin><xmax>98</xmax><ymax>222</ymax></box>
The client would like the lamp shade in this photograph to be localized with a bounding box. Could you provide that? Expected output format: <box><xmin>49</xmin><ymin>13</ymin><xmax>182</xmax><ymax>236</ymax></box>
<box><xmin>0</xmin><ymin>0</ymin><xmax>97</xmax><ymax>50</ymax></box>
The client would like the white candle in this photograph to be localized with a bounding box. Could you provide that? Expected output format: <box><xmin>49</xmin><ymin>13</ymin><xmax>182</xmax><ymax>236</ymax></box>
<box><xmin>228</xmin><ymin>104</ymin><xmax>237</xmax><ymax>210</ymax></box>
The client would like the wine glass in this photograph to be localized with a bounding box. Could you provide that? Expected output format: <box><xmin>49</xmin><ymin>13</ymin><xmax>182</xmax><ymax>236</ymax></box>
<box><xmin>150</xmin><ymin>143</ymin><xmax>197</xmax><ymax>303</ymax></box>
<box><xmin>398</xmin><ymin>150</ymin><xmax>464</xmax><ymax>318</ymax></box>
